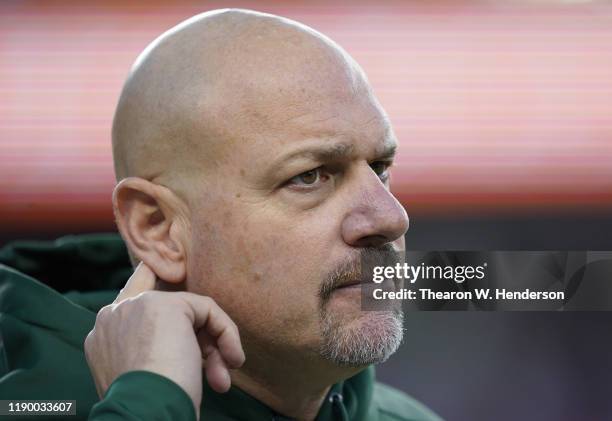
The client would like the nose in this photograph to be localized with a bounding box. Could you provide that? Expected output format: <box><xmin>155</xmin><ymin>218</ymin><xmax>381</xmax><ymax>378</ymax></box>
<box><xmin>341</xmin><ymin>168</ymin><xmax>409</xmax><ymax>248</ymax></box>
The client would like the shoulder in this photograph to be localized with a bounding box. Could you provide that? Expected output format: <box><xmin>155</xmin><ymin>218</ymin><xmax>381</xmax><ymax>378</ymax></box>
<box><xmin>371</xmin><ymin>381</ymin><xmax>444</xmax><ymax>421</ymax></box>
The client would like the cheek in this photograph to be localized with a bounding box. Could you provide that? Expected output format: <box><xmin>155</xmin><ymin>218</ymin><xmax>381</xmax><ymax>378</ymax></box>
<box><xmin>186</xmin><ymin>206</ymin><xmax>329</xmax><ymax>343</ymax></box>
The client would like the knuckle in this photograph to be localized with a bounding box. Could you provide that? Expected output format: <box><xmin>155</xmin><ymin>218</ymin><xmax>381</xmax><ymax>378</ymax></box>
<box><xmin>199</xmin><ymin>295</ymin><xmax>214</xmax><ymax>307</ymax></box>
<box><xmin>94</xmin><ymin>305</ymin><xmax>112</xmax><ymax>323</ymax></box>
<box><xmin>134</xmin><ymin>290</ymin><xmax>161</xmax><ymax>305</ymax></box>
<box><xmin>177</xmin><ymin>292</ymin><xmax>213</xmax><ymax>308</ymax></box>
<box><xmin>129</xmin><ymin>291</ymin><xmax>172</xmax><ymax>318</ymax></box>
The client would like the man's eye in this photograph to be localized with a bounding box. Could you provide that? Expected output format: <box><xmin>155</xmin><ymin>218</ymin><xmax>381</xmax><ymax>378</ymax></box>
<box><xmin>370</xmin><ymin>161</ymin><xmax>391</xmax><ymax>179</ymax></box>
<box><xmin>287</xmin><ymin>168</ymin><xmax>327</xmax><ymax>187</ymax></box>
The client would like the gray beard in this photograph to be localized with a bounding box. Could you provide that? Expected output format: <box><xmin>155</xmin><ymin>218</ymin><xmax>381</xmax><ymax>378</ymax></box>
<box><xmin>318</xmin><ymin>308</ymin><xmax>404</xmax><ymax>367</ymax></box>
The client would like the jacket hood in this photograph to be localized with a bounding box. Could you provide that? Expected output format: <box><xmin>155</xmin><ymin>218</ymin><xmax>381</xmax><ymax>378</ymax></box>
<box><xmin>0</xmin><ymin>233</ymin><xmax>132</xmax><ymax>294</ymax></box>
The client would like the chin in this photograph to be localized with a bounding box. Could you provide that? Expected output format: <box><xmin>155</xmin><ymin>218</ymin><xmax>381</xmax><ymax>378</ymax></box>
<box><xmin>318</xmin><ymin>308</ymin><xmax>404</xmax><ymax>367</ymax></box>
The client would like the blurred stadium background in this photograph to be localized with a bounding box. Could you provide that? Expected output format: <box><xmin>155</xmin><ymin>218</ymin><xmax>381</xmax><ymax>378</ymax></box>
<box><xmin>1</xmin><ymin>1</ymin><xmax>611</xmax><ymax>420</ymax></box>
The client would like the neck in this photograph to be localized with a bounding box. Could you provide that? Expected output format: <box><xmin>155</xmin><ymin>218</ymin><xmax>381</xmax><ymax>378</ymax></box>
<box><xmin>229</xmin><ymin>342</ymin><xmax>362</xmax><ymax>421</ymax></box>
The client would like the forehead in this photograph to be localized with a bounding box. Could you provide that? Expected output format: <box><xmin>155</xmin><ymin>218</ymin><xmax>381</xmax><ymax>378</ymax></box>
<box><xmin>221</xmin><ymin>89</ymin><xmax>393</xmax><ymax>166</ymax></box>
<box><xmin>188</xmin><ymin>39</ymin><xmax>393</xmax><ymax>177</ymax></box>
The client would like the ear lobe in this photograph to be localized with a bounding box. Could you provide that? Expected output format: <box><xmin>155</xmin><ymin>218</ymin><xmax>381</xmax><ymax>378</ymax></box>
<box><xmin>112</xmin><ymin>177</ymin><xmax>187</xmax><ymax>284</ymax></box>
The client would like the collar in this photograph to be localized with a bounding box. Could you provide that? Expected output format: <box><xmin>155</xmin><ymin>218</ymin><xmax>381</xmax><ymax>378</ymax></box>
<box><xmin>201</xmin><ymin>365</ymin><xmax>376</xmax><ymax>421</ymax></box>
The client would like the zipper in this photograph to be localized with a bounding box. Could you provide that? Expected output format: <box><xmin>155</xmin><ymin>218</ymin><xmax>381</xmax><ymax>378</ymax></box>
<box><xmin>329</xmin><ymin>392</ymin><xmax>349</xmax><ymax>421</ymax></box>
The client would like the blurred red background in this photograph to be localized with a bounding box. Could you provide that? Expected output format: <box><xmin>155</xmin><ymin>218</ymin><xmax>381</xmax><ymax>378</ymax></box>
<box><xmin>1</xmin><ymin>0</ymin><xmax>611</xmax><ymax>232</ymax></box>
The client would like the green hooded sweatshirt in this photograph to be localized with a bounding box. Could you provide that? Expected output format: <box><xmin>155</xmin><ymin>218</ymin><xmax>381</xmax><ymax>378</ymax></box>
<box><xmin>0</xmin><ymin>233</ymin><xmax>442</xmax><ymax>421</ymax></box>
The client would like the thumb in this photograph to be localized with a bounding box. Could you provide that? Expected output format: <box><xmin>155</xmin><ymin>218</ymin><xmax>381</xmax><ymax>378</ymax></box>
<box><xmin>113</xmin><ymin>261</ymin><xmax>157</xmax><ymax>304</ymax></box>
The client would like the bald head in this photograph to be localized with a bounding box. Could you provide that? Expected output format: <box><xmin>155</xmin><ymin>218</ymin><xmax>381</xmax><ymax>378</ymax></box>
<box><xmin>112</xmin><ymin>8</ymin><xmax>374</xmax><ymax>200</ymax></box>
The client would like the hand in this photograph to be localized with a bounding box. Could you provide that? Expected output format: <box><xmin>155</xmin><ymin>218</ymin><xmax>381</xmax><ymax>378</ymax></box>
<box><xmin>84</xmin><ymin>262</ymin><xmax>245</xmax><ymax>418</ymax></box>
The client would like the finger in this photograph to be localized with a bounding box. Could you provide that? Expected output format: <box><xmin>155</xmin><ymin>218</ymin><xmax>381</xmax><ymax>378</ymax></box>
<box><xmin>204</xmin><ymin>347</ymin><xmax>231</xmax><ymax>393</ymax></box>
<box><xmin>113</xmin><ymin>261</ymin><xmax>157</xmax><ymax>304</ymax></box>
<box><xmin>177</xmin><ymin>293</ymin><xmax>246</xmax><ymax>368</ymax></box>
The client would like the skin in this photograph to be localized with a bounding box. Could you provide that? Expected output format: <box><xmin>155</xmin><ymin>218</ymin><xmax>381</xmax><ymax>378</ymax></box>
<box><xmin>85</xmin><ymin>8</ymin><xmax>409</xmax><ymax>421</ymax></box>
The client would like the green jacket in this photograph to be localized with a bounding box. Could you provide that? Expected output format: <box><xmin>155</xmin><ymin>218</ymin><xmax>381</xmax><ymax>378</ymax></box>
<box><xmin>0</xmin><ymin>234</ymin><xmax>442</xmax><ymax>421</ymax></box>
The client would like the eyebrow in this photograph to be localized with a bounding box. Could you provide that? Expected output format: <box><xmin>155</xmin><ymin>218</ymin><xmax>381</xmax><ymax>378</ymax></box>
<box><xmin>279</xmin><ymin>140</ymin><xmax>397</xmax><ymax>165</ymax></box>
<box><xmin>375</xmin><ymin>142</ymin><xmax>397</xmax><ymax>160</ymax></box>
<box><xmin>290</xmin><ymin>142</ymin><xmax>355</xmax><ymax>162</ymax></box>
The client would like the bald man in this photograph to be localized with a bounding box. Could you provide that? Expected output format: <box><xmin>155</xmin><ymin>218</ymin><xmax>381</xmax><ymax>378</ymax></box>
<box><xmin>0</xmin><ymin>8</ymin><xmax>441</xmax><ymax>421</ymax></box>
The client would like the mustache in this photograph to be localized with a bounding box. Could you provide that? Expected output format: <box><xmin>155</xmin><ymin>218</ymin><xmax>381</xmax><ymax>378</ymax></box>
<box><xmin>319</xmin><ymin>243</ymin><xmax>399</xmax><ymax>303</ymax></box>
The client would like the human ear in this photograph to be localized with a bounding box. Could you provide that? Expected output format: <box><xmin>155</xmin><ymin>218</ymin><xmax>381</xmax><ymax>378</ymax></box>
<box><xmin>112</xmin><ymin>177</ymin><xmax>188</xmax><ymax>283</ymax></box>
